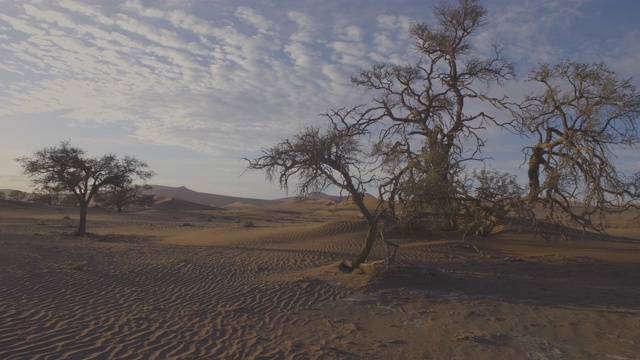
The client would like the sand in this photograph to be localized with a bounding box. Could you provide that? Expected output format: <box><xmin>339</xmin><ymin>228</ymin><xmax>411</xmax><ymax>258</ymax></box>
<box><xmin>0</xmin><ymin>199</ymin><xmax>639</xmax><ymax>359</ymax></box>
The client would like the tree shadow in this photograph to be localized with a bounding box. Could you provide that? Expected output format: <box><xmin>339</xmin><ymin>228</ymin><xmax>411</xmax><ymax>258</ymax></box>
<box><xmin>88</xmin><ymin>232</ymin><xmax>159</xmax><ymax>244</ymax></box>
<box><xmin>365</xmin><ymin>252</ymin><xmax>640</xmax><ymax>310</ymax></box>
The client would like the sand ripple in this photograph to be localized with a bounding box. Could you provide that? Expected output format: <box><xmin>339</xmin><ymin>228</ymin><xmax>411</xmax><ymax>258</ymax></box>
<box><xmin>0</xmin><ymin>229</ymin><xmax>353</xmax><ymax>359</ymax></box>
<box><xmin>2</xmin><ymin>209</ymin><xmax>639</xmax><ymax>359</ymax></box>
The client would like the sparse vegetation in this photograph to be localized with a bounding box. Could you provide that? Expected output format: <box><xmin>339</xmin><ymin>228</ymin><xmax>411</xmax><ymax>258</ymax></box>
<box><xmin>463</xmin><ymin>168</ymin><xmax>529</xmax><ymax>237</ymax></box>
<box><xmin>60</xmin><ymin>260</ymin><xmax>87</xmax><ymax>271</ymax></box>
<box><xmin>9</xmin><ymin>190</ymin><xmax>28</xmax><ymax>201</ymax></box>
<box><xmin>247</xmin><ymin>0</ymin><xmax>515</xmax><ymax>268</ymax></box>
<box><xmin>242</xmin><ymin>220</ymin><xmax>255</xmax><ymax>228</ymax></box>
<box><xmin>246</xmin><ymin>0</ymin><xmax>640</xmax><ymax>268</ymax></box>
<box><xmin>16</xmin><ymin>141</ymin><xmax>154</xmax><ymax>236</ymax></box>
<box><xmin>94</xmin><ymin>183</ymin><xmax>154</xmax><ymax>212</ymax></box>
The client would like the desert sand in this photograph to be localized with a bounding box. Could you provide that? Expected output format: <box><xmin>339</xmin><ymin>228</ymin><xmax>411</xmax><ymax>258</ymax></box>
<box><xmin>0</xmin><ymin>196</ymin><xmax>639</xmax><ymax>359</ymax></box>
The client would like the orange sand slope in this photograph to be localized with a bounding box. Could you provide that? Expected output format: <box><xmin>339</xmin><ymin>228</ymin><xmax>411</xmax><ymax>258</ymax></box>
<box><xmin>0</xmin><ymin>199</ymin><xmax>639</xmax><ymax>359</ymax></box>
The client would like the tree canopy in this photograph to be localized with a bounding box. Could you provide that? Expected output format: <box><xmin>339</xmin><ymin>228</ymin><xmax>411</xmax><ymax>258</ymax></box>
<box><xmin>515</xmin><ymin>60</ymin><xmax>640</xmax><ymax>233</ymax></box>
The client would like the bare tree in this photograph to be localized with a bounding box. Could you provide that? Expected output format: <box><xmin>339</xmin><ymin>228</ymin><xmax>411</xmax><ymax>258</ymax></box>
<box><xmin>95</xmin><ymin>182</ymin><xmax>152</xmax><ymax>212</ymax></box>
<box><xmin>30</xmin><ymin>190</ymin><xmax>61</xmax><ymax>206</ymax></box>
<box><xmin>247</xmin><ymin>0</ymin><xmax>521</xmax><ymax>266</ymax></box>
<box><xmin>16</xmin><ymin>141</ymin><xmax>155</xmax><ymax>235</ymax></box>
<box><xmin>514</xmin><ymin>60</ymin><xmax>640</xmax><ymax>233</ymax></box>
<box><xmin>350</xmin><ymin>0</ymin><xmax>514</xmax><ymax>229</ymax></box>
<box><xmin>246</xmin><ymin>107</ymin><xmax>400</xmax><ymax>269</ymax></box>
<box><xmin>9</xmin><ymin>190</ymin><xmax>28</xmax><ymax>201</ymax></box>
<box><xmin>136</xmin><ymin>193</ymin><xmax>156</xmax><ymax>210</ymax></box>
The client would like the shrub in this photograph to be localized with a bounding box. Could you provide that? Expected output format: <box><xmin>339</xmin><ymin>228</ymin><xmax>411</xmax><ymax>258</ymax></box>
<box><xmin>60</xmin><ymin>260</ymin><xmax>87</xmax><ymax>271</ymax></box>
<box><xmin>242</xmin><ymin>220</ymin><xmax>255</xmax><ymax>228</ymax></box>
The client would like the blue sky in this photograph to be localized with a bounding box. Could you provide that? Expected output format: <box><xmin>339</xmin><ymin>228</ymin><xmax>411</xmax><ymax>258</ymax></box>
<box><xmin>1</xmin><ymin>0</ymin><xmax>639</xmax><ymax>199</ymax></box>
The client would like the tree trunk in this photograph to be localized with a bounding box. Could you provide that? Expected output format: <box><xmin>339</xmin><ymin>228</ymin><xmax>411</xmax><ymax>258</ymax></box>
<box><xmin>77</xmin><ymin>202</ymin><xmax>88</xmax><ymax>236</ymax></box>
<box><xmin>350</xmin><ymin>217</ymin><xmax>379</xmax><ymax>268</ymax></box>
<box><xmin>527</xmin><ymin>146</ymin><xmax>544</xmax><ymax>200</ymax></box>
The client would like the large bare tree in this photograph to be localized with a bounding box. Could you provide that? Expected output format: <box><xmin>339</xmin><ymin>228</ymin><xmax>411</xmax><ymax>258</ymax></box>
<box><xmin>515</xmin><ymin>60</ymin><xmax>640</xmax><ymax>233</ymax></box>
<box><xmin>17</xmin><ymin>141</ymin><xmax>155</xmax><ymax>235</ymax></box>
<box><xmin>350</xmin><ymin>0</ymin><xmax>514</xmax><ymax>229</ymax></box>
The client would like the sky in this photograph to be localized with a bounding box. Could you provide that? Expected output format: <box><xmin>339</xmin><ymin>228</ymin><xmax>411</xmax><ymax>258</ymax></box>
<box><xmin>1</xmin><ymin>0</ymin><xmax>639</xmax><ymax>199</ymax></box>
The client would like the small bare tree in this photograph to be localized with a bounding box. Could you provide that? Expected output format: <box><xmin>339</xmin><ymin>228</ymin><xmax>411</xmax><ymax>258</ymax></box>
<box><xmin>30</xmin><ymin>190</ymin><xmax>61</xmax><ymax>206</ymax></box>
<box><xmin>136</xmin><ymin>193</ymin><xmax>156</xmax><ymax>210</ymax></box>
<box><xmin>9</xmin><ymin>190</ymin><xmax>28</xmax><ymax>201</ymax></box>
<box><xmin>246</xmin><ymin>108</ymin><xmax>400</xmax><ymax>269</ymax></box>
<box><xmin>95</xmin><ymin>182</ymin><xmax>152</xmax><ymax>212</ymax></box>
<box><xmin>514</xmin><ymin>60</ymin><xmax>640</xmax><ymax>234</ymax></box>
<box><xmin>17</xmin><ymin>141</ymin><xmax>155</xmax><ymax>235</ymax></box>
<box><xmin>463</xmin><ymin>168</ymin><xmax>528</xmax><ymax>237</ymax></box>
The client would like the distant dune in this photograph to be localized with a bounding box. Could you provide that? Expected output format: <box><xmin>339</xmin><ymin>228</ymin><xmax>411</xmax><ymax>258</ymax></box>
<box><xmin>151</xmin><ymin>197</ymin><xmax>222</xmax><ymax>212</ymax></box>
<box><xmin>148</xmin><ymin>185</ymin><xmax>347</xmax><ymax>208</ymax></box>
<box><xmin>276</xmin><ymin>192</ymin><xmax>348</xmax><ymax>203</ymax></box>
<box><xmin>2</xmin><ymin>184</ymin><xmax>351</xmax><ymax>210</ymax></box>
<box><xmin>147</xmin><ymin>185</ymin><xmax>278</xmax><ymax>207</ymax></box>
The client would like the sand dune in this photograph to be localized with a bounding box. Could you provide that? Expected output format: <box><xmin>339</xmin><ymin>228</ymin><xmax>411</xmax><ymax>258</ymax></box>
<box><xmin>148</xmin><ymin>185</ymin><xmax>279</xmax><ymax>207</ymax></box>
<box><xmin>151</xmin><ymin>197</ymin><xmax>222</xmax><ymax>212</ymax></box>
<box><xmin>0</xmin><ymin>199</ymin><xmax>639</xmax><ymax>359</ymax></box>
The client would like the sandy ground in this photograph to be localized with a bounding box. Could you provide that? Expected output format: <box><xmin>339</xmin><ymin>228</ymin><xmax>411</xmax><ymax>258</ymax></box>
<box><xmin>0</xmin><ymin>198</ymin><xmax>639</xmax><ymax>359</ymax></box>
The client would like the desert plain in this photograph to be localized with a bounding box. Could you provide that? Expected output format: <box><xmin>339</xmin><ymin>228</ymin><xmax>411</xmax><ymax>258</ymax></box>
<box><xmin>0</xmin><ymin>193</ymin><xmax>639</xmax><ymax>359</ymax></box>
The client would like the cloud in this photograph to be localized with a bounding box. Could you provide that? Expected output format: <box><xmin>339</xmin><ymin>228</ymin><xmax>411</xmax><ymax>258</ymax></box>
<box><xmin>481</xmin><ymin>0</ymin><xmax>593</xmax><ymax>68</ymax></box>
<box><xmin>284</xmin><ymin>42</ymin><xmax>317</xmax><ymax>69</ymax></box>
<box><xmin>57</xmin><ymin>0</ymin><xmax>114</xmax><ymax>25</ymax></box>
<box><xmin>22</xmin><ymin>3</ymin><xmax>78</xmax><ymax>30</ymax></box>
<box><xmin>607</xmin><ymin>30</ymin><xmax>640</xmax><ymax>80</ymax></box>
<box><xmin>234</xmin><ymin>6</ymin><xmax>274</xmax><ymax>34</ymax></box>
<box><xmin>0</xmin><ymin>0</ymin><xmax>637</xmax><ymax>197</ymax></box>
<box><xmin>376</xmin><ymin>14</ymin><xmax>412</xmax><ymax>32</ymax></box>
<box><xmin>0</xmin><ymin>1</ymin><xmax>407</xmax><ymax>162</ymax></box>
<box><xmin>287</xmin><ymin>11</ymin><xmax>315</xmax><ymax>43</ymax></box>
<box><xmin>335</xmin><ymin>25</ymin><xmax>363</xmax><ymax>42</ymax></box>
<box><xmin>0</xmin><ymin>13</ymin><xmax>46</xmax><ymax>36</ymax></box>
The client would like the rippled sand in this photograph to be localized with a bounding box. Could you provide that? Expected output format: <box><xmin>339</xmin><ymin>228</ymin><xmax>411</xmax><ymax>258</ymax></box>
<box><xmin>1</xmin><ymin>200</ymin><xmax>639</xmax><ymax>359</ymax></box>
